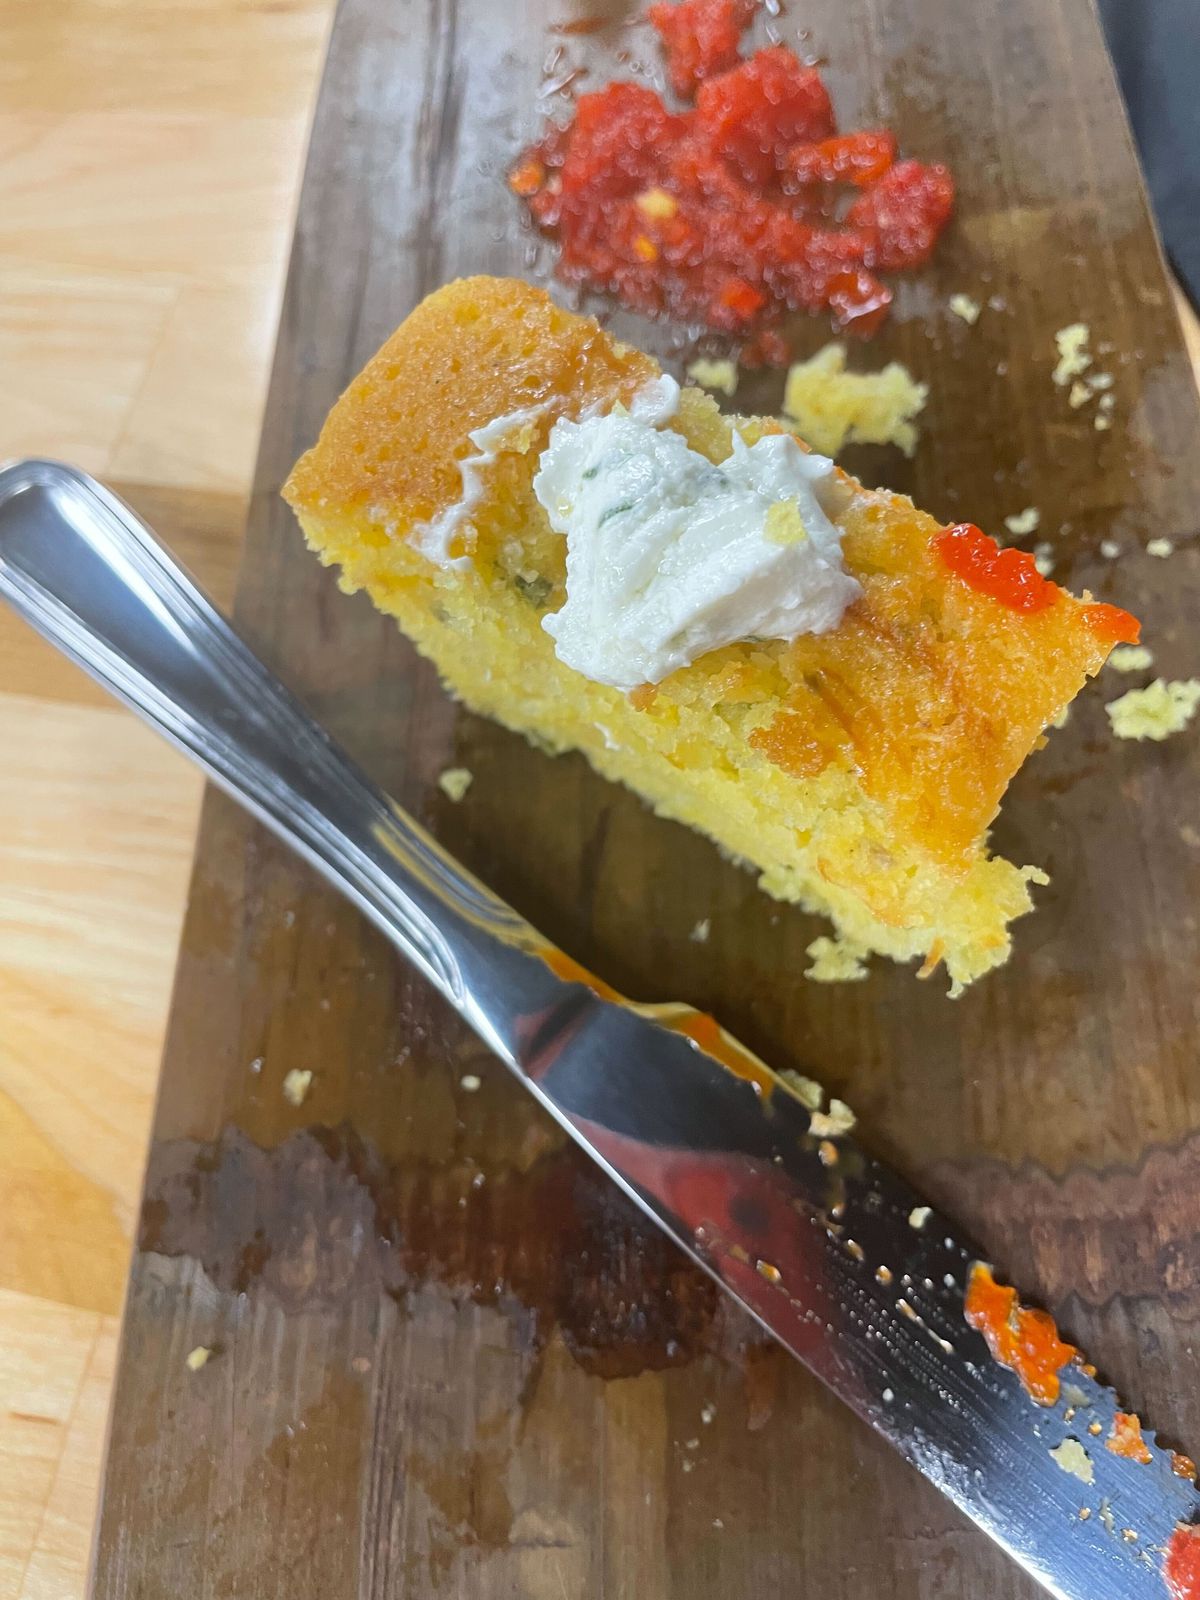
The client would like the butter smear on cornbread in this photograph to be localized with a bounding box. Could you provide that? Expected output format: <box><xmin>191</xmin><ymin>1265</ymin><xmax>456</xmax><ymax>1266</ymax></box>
<box><xmin>284</xmin><ymin>276</ymin><xmax>1138</xmax><ymax>992</ymax></box>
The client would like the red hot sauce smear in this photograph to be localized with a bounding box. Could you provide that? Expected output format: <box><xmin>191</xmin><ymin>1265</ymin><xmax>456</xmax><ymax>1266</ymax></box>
<box><xmin>935</xmin><ymin>524</ymin><xmax>1140</xmax><ymax>642</ymax></box>
<box><xmin>963</xmin><ymin>1262</ymin><xmax>1076</xmax><ymax>1406</ymax></box>
<box><xmin>511</xmin><ymin>0</ymin><xmax>954</xmax><ymax>359</ymax></box>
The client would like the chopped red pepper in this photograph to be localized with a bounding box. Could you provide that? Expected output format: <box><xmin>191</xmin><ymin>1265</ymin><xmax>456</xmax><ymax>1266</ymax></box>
<box><xmin>846</xmin><ymin>159</ymin><xmax>956</xmax><ymax>271</ymax></box>
<box><xmin>647</xmin><ymin>0</ymin><xmax>756</xmax><ymax>98</ymax></box>
<box><xmin>510</xmin><ymin>17</ymin><xmax>954</xmax><ymax>356</ymax></box>
<box><xmin>695</xmin><ymin>47</ymin><xmax>835</xmax><ymax>186</ymax></box>
<box><xmin>787</xmin><ymin>130</ymin><xmax>897</xmax><ymax>187</ymax></box>
<box><xmin>1166</xmin><ymin>1525</ymin><xmax>1200</xmax><ymax>1600</ymax></box>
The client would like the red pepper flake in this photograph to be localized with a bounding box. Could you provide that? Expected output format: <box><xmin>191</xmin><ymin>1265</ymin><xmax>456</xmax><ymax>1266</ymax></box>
<box><xmin>935</xmin><ymin>524</ymin><xmax>1060</xmax><ymax>615</ymax></box>
<box><xmin>510</xmin><ymin>14</ymin><xmax>954</xmax><ymax>359</ymax></box>
<box><xmin>1082</xmin><ymin>601</ymin><xmax>1141</xmax><ymax>646</ymax></box>
<box><xmin>1107</xmin><ymin>1410</ymin><xmax>1154</xmax><ymax>1465</ymax></box>
<box><xmin>963</xmin><ymin>1262</ymin><xmax>1076</xmax><ymax>1407</ymax></box>
<box><xmin>1165</xmin><ymin>1524</ymin><xmax>1200</xmax><ymax>1600</ymax></box>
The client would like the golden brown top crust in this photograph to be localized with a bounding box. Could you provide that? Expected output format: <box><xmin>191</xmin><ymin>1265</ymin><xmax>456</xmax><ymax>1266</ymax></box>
<box><xmin>283</xmin><ymin>276</ymin><xmax>656</xmax><ymax>522</ymax></box>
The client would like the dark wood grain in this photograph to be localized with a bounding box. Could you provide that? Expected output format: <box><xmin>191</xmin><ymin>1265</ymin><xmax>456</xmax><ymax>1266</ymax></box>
<box><xmin>92</xmin><ymin>0</ymin><xmax>1200</xmax><ymax>1595</ymax></box>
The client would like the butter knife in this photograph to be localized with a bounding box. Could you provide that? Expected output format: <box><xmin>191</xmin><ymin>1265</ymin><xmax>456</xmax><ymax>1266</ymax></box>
<box><xmin>1</xmin><ymin>457</ymin><xmax>1196</xmax><ymax>1600</ymax></box>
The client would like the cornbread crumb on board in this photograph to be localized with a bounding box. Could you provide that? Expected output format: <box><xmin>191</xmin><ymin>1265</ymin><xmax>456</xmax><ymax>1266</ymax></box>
<box><xmin>781</xmin><ymin>343</ymin><xmax>927</xmax><ymax>457</ymax></box>
<box><xmin>1107</xmin><ymin>679</ymin><xmax>1200</xmax><ymax>741</ymax></box>
<box><xmin>282</xmin><ymin>1067</ymin><xmax>313</xmax><ymax>1106</ymax></box>
<box><xmin>1003</xmin><ymin>507</ymin><xmax>1040</xmax><ymax>537</ymax></box>
<box><xmin>186</xmin><ymin>1346</ymin><xmax>212</xmax><ymax>1372</ymax></box>
<box><xmin>809</xmin><ymin>1097</ymin><xmax>856</xmax><ymax>1138</ymax></box>
<box><xmin>1032</xmin><ymin>542</ymin><xmax>1055</xmax><ymax>577</ymax></box>
<box><xmin>686</xmin><ymin>358</ymin><xmax>739</xmax><ymax>396</ymax></box>
<box><xmin>1106</xmin><ymin>645</ymin><xmax>1153</xmax><ymax>673</ymax></box>
<box><xmin>1146</xmin><ymin>537</ymin><xmax>1175</xmax><ymax>558</ymax></box>
<box><xmin>437</xmin><ymin>766</ymin><xmax>474</xmax><ymax>801</ymax></box>
<box><xmin>1052</xmin><ymin>322</ymin><xmax>1092</xmax><ymax>385</ymax></box>
<box><xmin>689</xmin><ymin>917</ymin><xmax>711</xmax><ymax>943</ymax></box>
<box><xmin>778</xmin><ymin>1069</ymin><xmax>824</xmax><ymax>1110</ymax></box>
<box><xmin>805</xmin><ymin>935</ymin><xmax>869</xmax><ymax>983</ymax></box>
<box><xmin>948</xmin><ymin>293</ymin><xmax>981</xmax><ymax>325</ymax></box>
<box><xmin>1100</xmin><ymin>538</ymin><xmax>1121</xmax><ymax>559</ymax></box>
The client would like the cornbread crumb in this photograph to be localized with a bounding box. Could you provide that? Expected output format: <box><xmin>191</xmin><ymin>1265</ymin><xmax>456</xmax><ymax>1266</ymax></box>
<box><xmin>764</xmin><ymin>498</ymin><xmax>808</xmax><ymax>545</ymax></box>
<box><xmin>1004</xmin><ymin>507</ymin><xmax>1040</xmax><ymax>537</ymax></box>
<box><xmin>460</xmin><ymin>1073</ymin><xmax>482</xmax><ymax>1092</ymax></box>
<box><xmin>949</xmin><ymin>293</ymin><xmax>981</xmax><ymax>325</ymax></box>
<box><xmin>909</xmin><ymin>1206</ymin><xmax>931</xmax><ymax>1230</ymax></box>
<box><xmin>1033</xmin><ymin>543</ymin><xmax>1055</xmax><ymax>577</ymax></box>
<box><xmin>1050</xmin><ymin>1439</ymin><xmax>1095</xmax><ymax>1486</ymax></box>
<box><xmin>805</xmin><ymin>934</ymin><xmax>869</xmax><ymax>983</ymax></box>
<box><xmin>282</xmin><ymin>1068</ymin><xmax>313</xmax><ymax>1107</ymax></box>
<box><xmin>1053</xmin><ymin>323</ymin><xmax>1092</xmax><ymax>386</ymax></box>
<box><xmin>1068</xmin><ymin>381</ymin><xmax>1091</xmax><ymax>409</ymax></box>
<box><xmin>701</xmin><ymin>1402</ymin><xmax>717</xmax><ymax>1424</ymax></box>
<box><xmin>1107</xmin><ymin>645</ymin><xmax>1153</xmax><ymax>673</ymax></box>
<box><xmin>1146</xmin><ymin>537</ymin><xmax>1174</xmax><ymax>559</ymax></box>
<box><xmin>779</xmin><ymin>1069</ymin><xmax>824</xmax><ymax>1110</ymax></box>
<box><xmin>1094</xmin><ymin>413</ymin><xmax>1112</xmax><ymax>431</ymax></box>
<box><xmin>1100</xmin><ymin>539</ymin><xmax>1121</xmax><ymax>559</ymax></box>
<box><xmin>810</xmin><ymin>1097</ymin><xmax>856</xmax><ymax>1138</ymax></box>
<box><xmin>689</xmin><ymin>917</ymin><xmax>711</xmax><ymax>943</ymax></box>
<box><xmin>1050</xmin><ymin>705</ymin><xmax>1071</xmax><ymax>730</ymax></box>
<box><xmin>686</xmin><ymin>357</ymin><xmax>738</xmax><ymax>396</ymax></box>
<box><xmin>186</xmin><ymin>1346</ymin><xmax>212</xmax><ymax>1372</ymax></box>
<box><xmin>438</xmin><ymin>766</ymin><xmax>474</xmax><ymax>801</ymax></box>
<box><xmin>782</xmin><ymin>343</ymin><xmax>927</xmax><ymax>458</ymax></box>
<box><xmin>1107</xmin><ymin>679</ymin><xmax>1200</xmax><ymax>741</ymax></box>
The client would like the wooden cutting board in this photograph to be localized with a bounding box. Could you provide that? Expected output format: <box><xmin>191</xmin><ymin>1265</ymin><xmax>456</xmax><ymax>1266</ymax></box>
<box><xmin>91</xmin><ymin>1</ymin><xmax>1200</xmax><ymax>1594</ymax></box>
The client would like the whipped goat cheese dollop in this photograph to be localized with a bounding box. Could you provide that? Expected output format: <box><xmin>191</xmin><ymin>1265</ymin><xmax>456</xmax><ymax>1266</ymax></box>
<box><xmin>533</xmin><ymin>409</ymin><xmax>860</xmax><ymax>690</ymax></box>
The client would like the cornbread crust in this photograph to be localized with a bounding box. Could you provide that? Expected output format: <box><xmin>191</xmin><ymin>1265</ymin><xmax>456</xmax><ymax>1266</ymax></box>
<box><xmin>285</xmin><ymin>276</ymin><xmax>1119</xmax><ymax>990</ymax></box>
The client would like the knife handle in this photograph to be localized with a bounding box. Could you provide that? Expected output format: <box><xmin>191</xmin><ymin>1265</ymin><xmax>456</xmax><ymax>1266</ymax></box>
<box><xmin>0</xmin><ymin>459</ymin><xmax>561</xmax><ymax>1046</ymax></box>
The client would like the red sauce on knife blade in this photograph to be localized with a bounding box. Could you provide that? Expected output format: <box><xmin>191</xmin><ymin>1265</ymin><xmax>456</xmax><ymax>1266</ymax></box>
<box><xmin>1107</xmin><ymin>1409</ymin><xmax>1154</xmax><ymax>1465</ymax></box>
<box><xmin>963</xmin><ymin>1262</ymin><xmax>1076</xmax><ymax>1406</ymax></box>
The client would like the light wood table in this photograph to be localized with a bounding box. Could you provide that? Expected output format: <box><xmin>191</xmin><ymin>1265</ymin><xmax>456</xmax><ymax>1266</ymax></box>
<box><xmin>1</xmin><ymin>4</ymin><xmax>1197</xmax><ymax>1594</ymax></box>
<box><xmin>0</xmin><ymin>2</ymin><xmax>333</xmax><ymax>1593</ymax></box>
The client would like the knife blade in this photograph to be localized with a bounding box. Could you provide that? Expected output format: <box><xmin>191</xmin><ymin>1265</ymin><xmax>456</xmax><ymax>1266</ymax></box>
<box><xmin>1</xmin><ymin>457</ymin><xmax>1195</xmax><ymax>1600</ymax></box>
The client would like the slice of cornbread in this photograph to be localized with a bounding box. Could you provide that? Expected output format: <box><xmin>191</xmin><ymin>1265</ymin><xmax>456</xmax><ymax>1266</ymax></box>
<box><xmin>284</xmin><ymin>276</ymin><xmax>1132</xmax><ymax>991</ymax></box>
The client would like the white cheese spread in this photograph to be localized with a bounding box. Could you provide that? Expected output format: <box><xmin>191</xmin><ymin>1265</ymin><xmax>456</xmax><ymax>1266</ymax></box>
<box><xmin>409</xmin><ymin>403</ymin><xmax>547</xmax><ymax>568</ymax></box>
<box><xmin>533</xmin><ymin>411</ymin><xmax>859</xmax><ymax>690</ymax></box>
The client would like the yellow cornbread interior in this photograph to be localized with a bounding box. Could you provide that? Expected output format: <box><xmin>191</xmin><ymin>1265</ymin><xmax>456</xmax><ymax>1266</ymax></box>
<box><xmin>284</xmin><ymin>276</ymin><xmax>1116</xmax><ymax>991</ymax></box>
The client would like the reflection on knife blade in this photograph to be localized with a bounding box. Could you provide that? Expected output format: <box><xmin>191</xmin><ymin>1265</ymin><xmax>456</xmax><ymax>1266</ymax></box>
<box><xmin>520</xmin><ymin>946</ymin><xmax>1200</xmax><ymax>1600</ymax></box>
